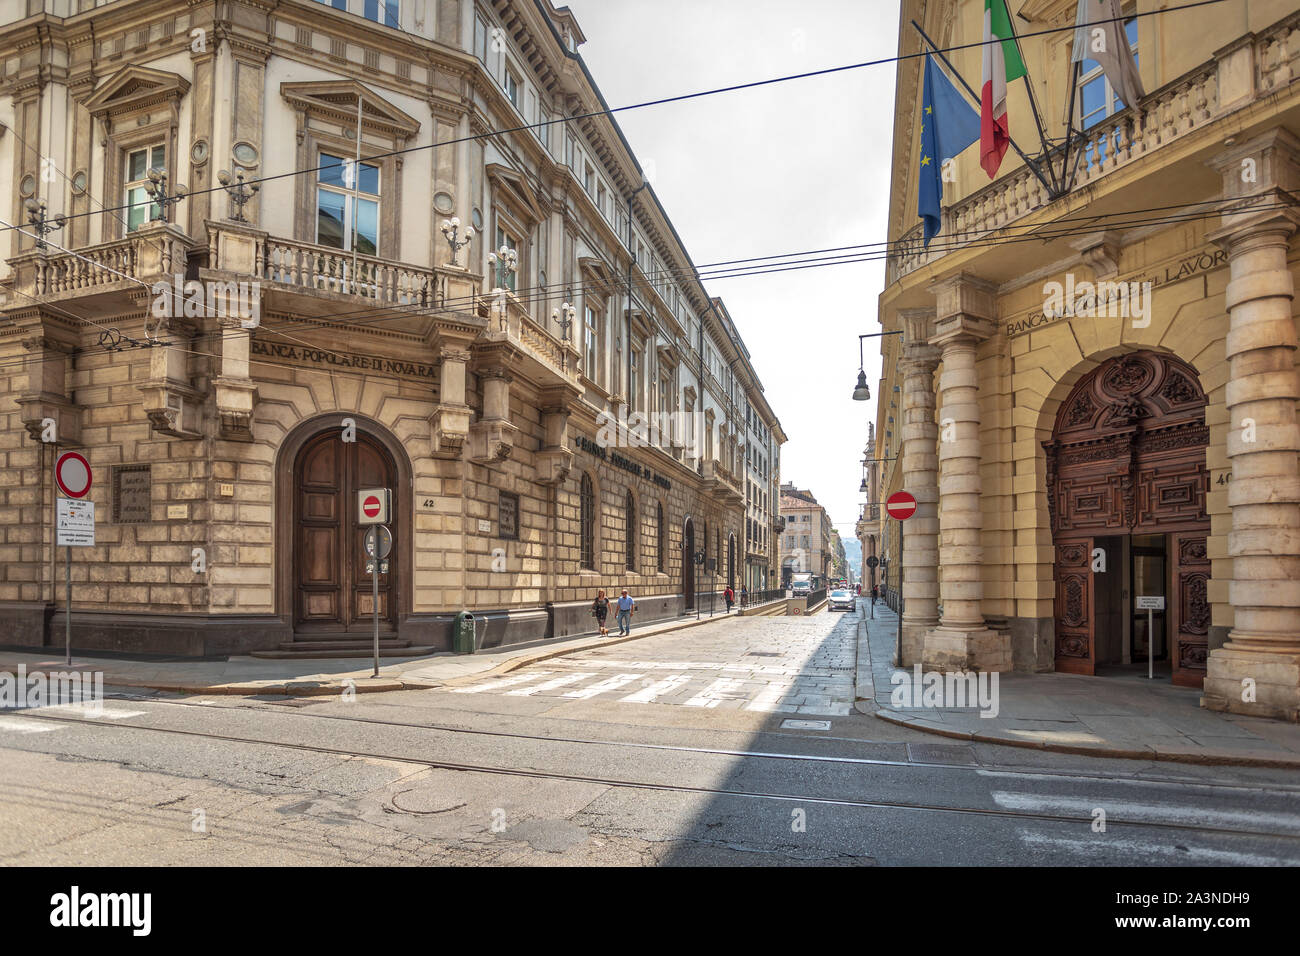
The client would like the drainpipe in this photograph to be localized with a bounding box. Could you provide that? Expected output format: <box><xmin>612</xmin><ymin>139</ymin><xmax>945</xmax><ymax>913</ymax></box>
<box><xmin>626</xmin><ymin>181</ymin><xmax>648</xmax><ymax>405</ymax></box>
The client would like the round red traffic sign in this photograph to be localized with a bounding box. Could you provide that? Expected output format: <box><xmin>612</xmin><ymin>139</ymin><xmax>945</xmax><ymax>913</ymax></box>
<box><xmin>55</xmin><ymin>451</ymin><xmax>92</xmax><ymax>499</ymax></box>
<box><xmin>362</xmin><ymin>494</ymin><xmax>382</xmax><ymax>519</ymax></box>
<box><xmin>885</xmin><ymin>491</ymin><xmax>917</xmax><ymax>521</ymax></box>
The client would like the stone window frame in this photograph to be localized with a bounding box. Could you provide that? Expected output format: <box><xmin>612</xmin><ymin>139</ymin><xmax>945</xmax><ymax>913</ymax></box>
<box><xmin>282</xmin><ymin>81</ymin><xmax>420</xmax><ymax>261</ymax></box>
<box><xmin>579</xmin><ymin>470</ymin><xmax>598</xmax><ymax>572</ymax></box>
<box><xmin>625</xmin><ymin>488</ymin><xmax>638</xmax><ymax>573</ymax></box>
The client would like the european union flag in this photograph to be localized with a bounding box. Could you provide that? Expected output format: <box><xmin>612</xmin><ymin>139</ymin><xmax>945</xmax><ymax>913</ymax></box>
<box><xmin>917</xmin><ymin>53</ymin><xmax>981</xmax><ymax>247</ymax></box>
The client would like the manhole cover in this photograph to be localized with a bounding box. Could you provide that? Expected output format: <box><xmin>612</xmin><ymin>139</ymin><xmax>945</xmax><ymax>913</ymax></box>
<box><xmin>781</xmin><ymin>719</ymin><xmax>831</xmax><ymax>731</ymax></box>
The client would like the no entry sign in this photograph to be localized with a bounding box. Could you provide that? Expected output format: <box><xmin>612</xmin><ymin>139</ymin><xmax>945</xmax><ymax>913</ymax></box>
<box><xmin>55</xmin><ymin>451</ymin><xmax>92</xmax><ymax>499</ymax></box>
<box><xmin>357</xmin><ymin>488</ymin><xmax>390</xmax><ymax>525</ymax></box>
<box><xmin>885</xmin><ymin>491</ymin><xmax>917</xmax><ymax>521</ymax></box>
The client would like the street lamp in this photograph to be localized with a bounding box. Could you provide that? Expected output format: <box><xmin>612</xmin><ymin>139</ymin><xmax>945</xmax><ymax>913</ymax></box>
<box><xmin>440</xmin><ymin>217</ymin><xmax>474</xmax><ymax>266</ymax></box>
<box><xmin>216</xmin><ymin>169</ymin><xmax>259</xmax><ymax>222</ymax></box>
<box><xmin>24</xmin><ymin>198</ymin><xmax>66</xmax><ymax>250</ymax></box>
<box><xmin>142</xmin><ymin>168</ymin><xmax>187</xmax><ymax>223</ymax></box>
<box><xmin>852</xmin><ymin>331</ymin><xmax>903</xmax><ymax>401</ymax></box>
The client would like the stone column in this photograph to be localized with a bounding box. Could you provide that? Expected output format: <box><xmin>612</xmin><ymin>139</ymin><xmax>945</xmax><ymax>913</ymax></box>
<box><xmin>1204</xmin><ymin>129</ymin><xmax>1300</xmax><ymax>720</ymax></box>
<box><xmin>897</xmin><ymin>309</ymin><xmax>941</xmax><ymax>665</ymax></box>
<box><xmin>922</xmin><ymin>275</ymin><xmax>1012</xmax><ymax>672</ymax></box>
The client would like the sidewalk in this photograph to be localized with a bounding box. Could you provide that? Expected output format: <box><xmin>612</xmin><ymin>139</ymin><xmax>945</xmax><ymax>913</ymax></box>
<box><xmin>0</xmin><ymin>608</ymin><xmax>745</xmax><ymax>698</ymax></box>
<box><xmin>854</xmin><ymin>604</ymin><xmax>1300</xmax><ymax>768</ymax></box>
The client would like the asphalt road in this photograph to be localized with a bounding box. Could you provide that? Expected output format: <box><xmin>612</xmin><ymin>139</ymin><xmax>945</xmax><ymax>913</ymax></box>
<box><xmin>3</xmin><ymin>608</ymin><xmax>1299</xmax><ymax>866</ymax></box>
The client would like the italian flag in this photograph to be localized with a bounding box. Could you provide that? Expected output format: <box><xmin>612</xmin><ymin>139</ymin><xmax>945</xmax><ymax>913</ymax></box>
<box><xmin>980</xmin><ymin>0</ymin><xmax>1027</xmax><ymax>179</ymax></box>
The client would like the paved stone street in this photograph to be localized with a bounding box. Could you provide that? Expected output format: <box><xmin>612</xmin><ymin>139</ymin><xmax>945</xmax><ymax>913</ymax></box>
<box><xmin>446</xmin><ymin>608</ymin><xmax>859</xmax><ymax>715</ymax></box>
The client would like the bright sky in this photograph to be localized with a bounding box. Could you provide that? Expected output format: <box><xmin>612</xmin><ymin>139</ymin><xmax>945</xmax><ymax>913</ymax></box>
<box><xmin>572</xmin><ymin>0</ymin><xmax>899</xmax><ymax>548</ymax></box>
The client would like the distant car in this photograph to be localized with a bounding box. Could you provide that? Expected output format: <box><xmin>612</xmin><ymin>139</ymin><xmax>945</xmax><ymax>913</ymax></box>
<box><xmin>829</xmin><ymin>589</ymin><xmax>856</xmax><ymax>611</ymax></box>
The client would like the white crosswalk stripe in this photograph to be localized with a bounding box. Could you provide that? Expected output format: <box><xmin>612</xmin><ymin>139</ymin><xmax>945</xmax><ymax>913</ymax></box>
<box><xmin>451</xmin><ymin>671</ymin><xmax>554</xmax><ymax>694</ymax></box>
<box><xmin>993</xmin><ymin>791</ymin><xmax>1300</xmax><ymax>835</ymax></box>
<box><xmin>619</xmin><ymin>675</ymin><xmax>691</xmax><ymax>704</ymax></box>
<box><xmin>561</xmin><ymin>673</ymin><xmax>644</xmax><ymax>700</ymax></box>
<box><xmin>1015</xmin><ymin>829</ymin><xmax>1292</xmax><ymax>866</ymax></box>
<box><xmin>506</xmin><ymin>673</ymin><xmax>593</xmax><ymax>696</ymax></box>
<box><xmin>0</xmin><ymin>716</ymin><xmax>62</xmax><ymax>734</ymax></box>
<box><xmin>685</xmin><ymin>678</ymin><xmax>747</xmax><ymax>708</ymax></box>
<box><xmin>744</xmin><ymin>680</ymin><xmax>796</xmax><ymax>712</ymax></box>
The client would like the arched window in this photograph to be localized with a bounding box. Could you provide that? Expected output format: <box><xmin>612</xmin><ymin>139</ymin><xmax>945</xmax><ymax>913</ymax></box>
<box><xmin>625</xmin><ymin>490</ymin><xmax>637</xmax><ymax>571</ymax></box>
<box><xmin>657</xmin><ymin>501</ymin><xmax>666</xmax><ymax>573</ymax></box>
<box><xmin>580</xmin><ymin>473</ymin><xmax>595</xmax><ymax>570</ymax></box>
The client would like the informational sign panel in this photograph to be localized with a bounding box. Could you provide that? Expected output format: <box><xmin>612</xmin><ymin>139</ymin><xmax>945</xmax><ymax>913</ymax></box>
<box><xmin>498</xmin><ymin>491</ymin><xmax>519</xmax><ymax>541</ymax></box>
<box><xmin>57</xmin><ymin>498</ymin><xmax>95</xmax><ymax>547</ymax></box>
<box><xmin>363</xmin><ymin>524</ymin><xmax>393</xmax><ymax>559</ymax></box>
<box><xmin>358</xmin><ymin>488</ymin><xmax>390</xmax><ymax>525</ymax></box>
<box><xmin>1136</xmin><ymin>595</ymin><xmax>1166</xmax><ymax>611</ymax></box>
<box><xmin>112</xmin><ymin>464</ymin><xmax>151</xmax><ymax>523</ymax></box>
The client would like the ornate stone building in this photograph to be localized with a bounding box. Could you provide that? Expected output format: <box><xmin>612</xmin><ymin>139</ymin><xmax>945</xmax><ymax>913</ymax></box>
<box><xmin>874</xmin><ymin>0</ymin><xmax>1300</xmax><ymax>719</ymax></box>
<box><xmin>0</xmin><ymin>0</ymin><xmax>777</xmax><ymax>654</ymax></box>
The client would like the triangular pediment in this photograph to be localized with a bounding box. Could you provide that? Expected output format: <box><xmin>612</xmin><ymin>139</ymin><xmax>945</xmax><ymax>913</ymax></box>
<box><xmin>280</xmin><ymin>80</ymin><xmax>421</xmax><ymax>140</ymax></box>
<box><xmin>486</xmin><ymin>163</ymin><xmax>546</xmax><ymax>224</ymax></box>
<box><xmin>81</xmin><ymin>65</ymin><xmax>191</xmax><ymax>117</ymax></box>
<box><xmin>578</xmin><ymin>255</ymin><xmax>617</xmax><ymax>297</ymax></box>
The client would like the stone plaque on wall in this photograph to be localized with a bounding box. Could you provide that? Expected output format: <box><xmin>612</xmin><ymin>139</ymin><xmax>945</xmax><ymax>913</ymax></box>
<box><xmin>112</xmin><ymin>464</ymin><xmax>151</xmax><ymax>523</ymax></box>
<box><xmin>498</xmin><ymin>491</ymin><xmax>519</xmax><ymax>541</ymax></box>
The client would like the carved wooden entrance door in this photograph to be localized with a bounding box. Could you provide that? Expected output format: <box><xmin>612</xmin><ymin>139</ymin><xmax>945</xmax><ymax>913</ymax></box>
<box><xmin>294</xmin><ymin>429</ymin><xmax>397</xmax><ymax>635</ymax></box>
<box><xmin>1046</xmin><ymin>352</ymin><xmax>1210</xmax><ymax>687</ymax></box>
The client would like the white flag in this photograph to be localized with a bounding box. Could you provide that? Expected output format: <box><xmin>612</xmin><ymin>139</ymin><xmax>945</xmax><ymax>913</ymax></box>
<box><xmin>1070</xmin><ymin>0</ymin><xmax>1145</xmax><ymax>114</ymax></box>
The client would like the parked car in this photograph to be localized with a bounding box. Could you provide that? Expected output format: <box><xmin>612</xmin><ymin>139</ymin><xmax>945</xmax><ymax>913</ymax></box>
<box><xmin>829</xmin><ymin>589</ymin><xmax>856</xmax><ymax>611</ymax></box>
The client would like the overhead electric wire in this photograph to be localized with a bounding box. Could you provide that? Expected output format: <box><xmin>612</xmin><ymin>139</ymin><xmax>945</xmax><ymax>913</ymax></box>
<box><xmin>0</xmin><ymin>0</ymin><xmax>1228</xmax><ymax>238</ymax></box>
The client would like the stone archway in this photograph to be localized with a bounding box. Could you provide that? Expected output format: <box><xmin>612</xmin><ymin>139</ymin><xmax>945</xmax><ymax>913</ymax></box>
<box><xmin>1044</xmin><ymin>351</ymin><xmax>1211</xmax><ymax>687</ymax></box>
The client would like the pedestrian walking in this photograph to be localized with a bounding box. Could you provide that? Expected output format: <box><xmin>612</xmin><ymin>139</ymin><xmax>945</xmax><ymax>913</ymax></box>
<box><xmin>740</xmin><ymin>585</ymin><xmax>749</xmax><ymax>607</ymax></box>
<box><xmin>615</xmin><ymin>589</ymin><xmax>636</xmax><ymax>635</ymax></box>
<box><xmin>591</xmin><ymin>589</ymin><xmax>610</xmax><ymax>636</ymax></box>
<box><xmin>724</xmin><ymin>585</ymin><xmax>735</xmax><ymax>613</ymax></box>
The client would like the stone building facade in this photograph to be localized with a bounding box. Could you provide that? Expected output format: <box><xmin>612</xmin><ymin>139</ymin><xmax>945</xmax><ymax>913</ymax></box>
<box><xmin>779</xmin><ymin>483</ymin><xmax>832</xmax><ymax>586</ymax></box>
<box><xmin>874</xmin><ymin>0</ymin><xmax>1300</xmax><ymax>719</ymax></box>
<box><xmin>0</xmin><ymin>0</ymin><xmax>775</xmax><ymax>655</ymax></box>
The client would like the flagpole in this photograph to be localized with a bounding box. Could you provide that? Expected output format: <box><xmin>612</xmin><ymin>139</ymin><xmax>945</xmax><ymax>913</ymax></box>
<box><xmin>1005</xmin><ymin>20</ymin><xmax>1063</xmax><ymax>196</ymax></box>
<box><xmin>911</xmin><ymin>22</ymin><xmax>1055</xmax><ymax>196</ymax></box>
<box><xmin>1059</xmin><ymin>59</ymin><xmax>1081</xmax><ymax>193</ymax></box>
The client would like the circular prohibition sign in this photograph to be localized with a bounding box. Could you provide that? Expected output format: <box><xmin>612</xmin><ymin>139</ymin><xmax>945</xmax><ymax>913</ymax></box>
<box><xmin>55</xmin><ymin>451</ymin><xmax>93</xmax><ymax>499</ymax></box>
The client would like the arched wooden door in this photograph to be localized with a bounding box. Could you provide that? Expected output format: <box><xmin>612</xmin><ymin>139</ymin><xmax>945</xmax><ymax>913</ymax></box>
<box><xmin>294</xmin><ymin>429</ymin><xmax>398</xmax><ymax>635</ymax></box>
<box><xmin>1045</xmin><ymin>351</ymin><xmax>1210</xmax><ymax>687</ymax></box>
<box><xmin>682</xmin><ymin>518</ymin><xmax>695</xmax><ymax>609</ymax></box>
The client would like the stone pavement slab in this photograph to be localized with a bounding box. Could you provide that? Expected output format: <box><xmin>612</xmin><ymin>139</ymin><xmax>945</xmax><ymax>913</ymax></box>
<box><xmin>852</xmin><ymin>605</ymin><xmax>1300</xmax><ymax>768</ymax></box>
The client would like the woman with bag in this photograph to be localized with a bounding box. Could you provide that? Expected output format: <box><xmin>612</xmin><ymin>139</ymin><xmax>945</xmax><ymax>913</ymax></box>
<box><xmin>591</xmin><ymin>589</ymin><xmax>610</xmax><ymax>636</ymax></box>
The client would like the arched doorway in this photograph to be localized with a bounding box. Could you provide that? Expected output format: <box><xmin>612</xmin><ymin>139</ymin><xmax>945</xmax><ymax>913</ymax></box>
<box><xmin>293</xmin><ymin>427</ymin><xmax>399</xmax><ymax>636</ymax></box>
<box><xmin>1045</xmin><ymin>351</ymin><xmax>1210</xmax><ymax>687</ymax></box>
<box><xmin>682</xmin><ymin>517</ymin><xmax>696</xmax><ymax>610</ymax></box>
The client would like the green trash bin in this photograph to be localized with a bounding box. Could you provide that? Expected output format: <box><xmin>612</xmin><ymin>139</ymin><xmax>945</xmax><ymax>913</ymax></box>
<box><xmin>453</xmin><ymin>611</ymin><xmax>476</xmax><ymax>654</ymax></box>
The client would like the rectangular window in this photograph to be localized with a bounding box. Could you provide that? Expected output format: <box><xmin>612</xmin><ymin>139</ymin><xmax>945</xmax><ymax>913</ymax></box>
<box><xmin>474</xmin><ymin>15</ymin><xmax>488</xmax><ymax>63</ymax></box>
<box><xmin>125</xmin><ymin>144</ymin><xmax>166</xmax><ymax>232</ymax></box>
<box><xmin>317</xmin><ymin>153</ymin><xmax>380</xmax><ymax>254</ymax></box>
<box><xmin>317</xmin><ymin>0</ymin><xmax>347</xmax><ymax>8</ymax></box>
<box><xmin>584</xmin><ymin>304</ymin><xmax>600</xmax><ymax>383</ymax></box>
<box><xmin>630</xmin><ymin>346</ymin><xmax>641</xmax><ymax>410</ymax></box>
<box><xmin>596</xmin><ymin>182</ymin><xmax>606</xmax><ymax>218</ymax></box>
<box><xmin>1079</xmin><ymin>18</ymin><xmax>1138</xmax><ymax>129</ymax></box>
<box><xmin>584</xmin><ymin>163</ymin><xmax>594</xmax><ymax>195</ymax></box>
<box><xmin>363</xmin><ymin>0</ymin><xmax>400</xmax><ymax>27</ymax></box>
<box><xmin>495</xmin><ymin>225</ymin><xmax>519</xmax><ymax>291</ymax></box>
<box><xmin>504</xmin><ymin>68</ymin><xmax>520</xmax><ymax>108</ymax></box>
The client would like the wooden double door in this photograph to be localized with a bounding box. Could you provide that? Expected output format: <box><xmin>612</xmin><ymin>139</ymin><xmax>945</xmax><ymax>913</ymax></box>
<box><xmin>1046</xmin><ymin>352</ymin><xmax>1211</xmax><ymax>688</ymax></box>
<box><xmin>294</xmin><ymin>429</ymin><xmax>397</xmax><ymax>635</ymax></box>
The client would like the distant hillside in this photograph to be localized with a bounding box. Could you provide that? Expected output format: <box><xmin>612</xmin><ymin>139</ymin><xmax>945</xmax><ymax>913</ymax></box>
<box><xmin>842</xmin><ymin>536</ymin><xmax>862</xmax><ymax>576</ymax></box>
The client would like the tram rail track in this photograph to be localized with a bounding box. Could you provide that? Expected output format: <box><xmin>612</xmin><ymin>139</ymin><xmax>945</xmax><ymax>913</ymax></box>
<box><xmin>9</xmin><ymin>704</ymin><xmax>1300</xmax><ymax>844</ymax></box>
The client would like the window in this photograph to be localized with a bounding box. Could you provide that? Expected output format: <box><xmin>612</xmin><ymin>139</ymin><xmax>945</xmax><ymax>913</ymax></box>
<box><xmin>474</xmin><ymin>15</ymin><xmax>488</xmax><ymax>63</ymax></box>
<box><xmin>596</xmin><ymin>182</ymin><xmax>606</xmax><ymax>218</ymax></box>
<box><xmin>625</xmin><ymin>491</ymin><xmax>637</xmax><ymax>571</ymax></box>
<box><xmin>317</xmin><ymin>0</ymin><xmax>347</xmax><ymax>8</ymax></box>
<box><xmin>580</xmin><ymin>474</ymin><xmax>596</xmax><ymax>570</ymax></box>
<box><xmin>125</xmin><ymin>144</ymin><xmax>166</xmax><ymax>232</ymax></box>
<box><xmin>494</xmin><ymin>225</ymin><xmax>519</xmax><ymax>291</ymax></box>
<box><xmin>583</xmin><ymin>304</ymin><xmax>600</xmax><ymax>383</ymax></box>
<box><xmin>317</xmin><ymin>153</ymin><xmax>380</xmax><ymax>254</ymax></box>
<box><xmin>629</xmin><ymin>346</ymin><xmax>641</xmax><ymax>410</ymax></box>
<box><xmin>1079</xmin><ymin>18</ymin><xmax>1138</xmax><ymax>129</ymax></box>
<box><xmin>657</xmin><ymin>502</ymin><xmax>666</xmax><ymax>573</ymax></box>
<box><xmin>504</xmin><ymin>69</ymin><xmax>521</xmax><ymax>109</ymax></box>
<box><xmin>583</xmin><ymin>163</ymin><xmax>594</xmax><ymax>195</ymax></box>
<box><xmin>363</xmin><ymin>0</ymin><xmax>400</xmax><ymax>28</ymax></box>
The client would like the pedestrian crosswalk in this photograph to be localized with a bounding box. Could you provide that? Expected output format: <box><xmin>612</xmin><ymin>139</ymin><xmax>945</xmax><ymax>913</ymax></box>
<box><xmin>449</xmin><ymin>664</ymin><xmax>853</xmax><ymax>715</ymax></box>
<box><xmin>0</xmin><ymin>702</ymin><xmax>147</xmax><ymax>735</ymax></box>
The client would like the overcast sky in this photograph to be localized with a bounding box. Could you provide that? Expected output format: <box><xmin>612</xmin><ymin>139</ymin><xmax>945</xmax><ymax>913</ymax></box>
<box><xmin>571</xmin><ymin>0</ymin><xmax>899</xmax><ymax>548</ymax></box>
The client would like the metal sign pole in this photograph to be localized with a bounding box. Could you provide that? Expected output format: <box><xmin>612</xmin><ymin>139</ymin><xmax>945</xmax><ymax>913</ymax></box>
<box><xmin>65</xmin><ymin>544</ymin><xmax>71</xmax><ymax>666</ymax></box>
<box><xmin>896</xmin><ymin>517</ymin><xmax>904</xmax><ymax>667</ymax></box>
<box><xmin>1148</xmin><ymin>607</ymin><xmax>1155</xmax><ymax>681</ymax></box>
<box><xmin>371</xmin><ymin>535</ymin><xmax>380</xmax><ymax>678</ymax></box>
